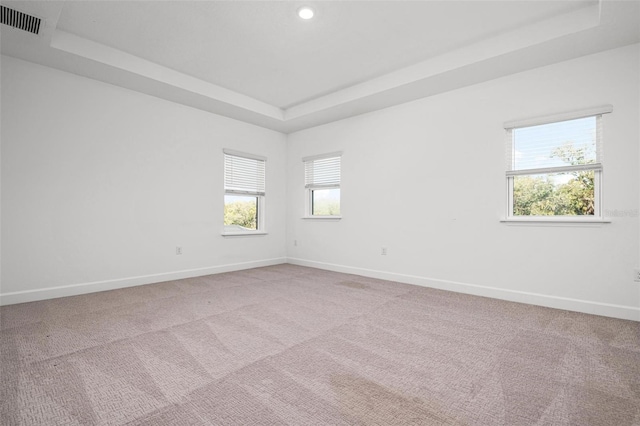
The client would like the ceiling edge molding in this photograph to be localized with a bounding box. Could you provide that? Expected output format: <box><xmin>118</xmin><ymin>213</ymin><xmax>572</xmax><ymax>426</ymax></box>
<box><xmin>50</xmin><ymin>29</ymin><xmax>285</xmax><ymax>122</ymax></box>
<box><xmin>4</xmin><ymin>1</ymin><xmax>637</xmax><ymax>134</ymax></box>
<box><xmin>284</xmin><ymin>3</ymin><xmax>601</xmax><ymax>121</ymax></box>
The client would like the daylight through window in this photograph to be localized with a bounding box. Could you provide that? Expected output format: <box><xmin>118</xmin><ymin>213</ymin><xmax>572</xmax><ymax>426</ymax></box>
<box><xmin>303</xmin><ymin>153</ymin><xmax>342</xmax><ymax>217</ymax></box>
<box><xmin>223</xmin><ymin>149</ymin><xmax>266</xmax><ymax>233</ymax></box>
<box><xmin>504</xmin><ymin>106</ymin><xmax>611</xmax><ymax>220</ymax></box>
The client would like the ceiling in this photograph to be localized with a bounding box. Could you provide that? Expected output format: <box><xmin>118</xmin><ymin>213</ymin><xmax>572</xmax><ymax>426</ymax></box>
<box><xmin>1</xmin><ymin>1</ymin><xmax>639</xmax><ymax>133</ymax></box>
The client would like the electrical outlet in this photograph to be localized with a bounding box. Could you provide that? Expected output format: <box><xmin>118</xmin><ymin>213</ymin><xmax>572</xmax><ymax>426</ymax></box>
<box><xmin>634</xmin><ymin>268</ymin><xmax>640</xmax><ymax>282</ymax></box>
<box><xmin>381</xmin><ymin>247</ymin><xmax>387</xmax><ymax>256</ymax></box>
<box><xmin>176</xmin><ymin>246</ymin><xmax>182</xmax><ymax>255</ymax></box>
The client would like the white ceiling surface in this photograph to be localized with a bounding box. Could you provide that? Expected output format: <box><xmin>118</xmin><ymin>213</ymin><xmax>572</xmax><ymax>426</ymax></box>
<box><xmin>55</xmin><ymin>1</ymin><xmax>589</xmax><ymax>109</ymax></box>
<box><xmin>1</xmin><ymin>1</ymin><xmax>639</xmax><ymax>133</ymax></box>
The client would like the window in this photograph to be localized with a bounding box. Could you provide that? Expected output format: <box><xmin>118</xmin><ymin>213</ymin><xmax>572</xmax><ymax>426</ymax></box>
<box><xmin>223</xmin><ymin>149</ymin><xmax>266</xmax><ymax>234</ymax></box>
<box><xmin>504</xmin><ymin>105</ymin><xmax>612</xmax><ymax>221</ymax></box>
<box><xmin>303</xmin><ymin>152</ymin><xmax>341</xmax><ymax>217</ymax></box>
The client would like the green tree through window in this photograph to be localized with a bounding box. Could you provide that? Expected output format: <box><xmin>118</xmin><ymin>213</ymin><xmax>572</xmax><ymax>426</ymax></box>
<box><xmin>513</xmin><ymin>142</ymin><xmax>595</xmax><ymax>216</ymax></box>
<box><xmin>224</xmin><ymin>198</ymin><xmax>257</xmax><ymax>230</ymax></box>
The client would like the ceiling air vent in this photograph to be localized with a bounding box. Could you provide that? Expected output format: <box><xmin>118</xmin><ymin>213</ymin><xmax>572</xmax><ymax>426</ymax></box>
<box><xmin>1</xmin><ymin>5</ymin><xmax>42</xmax><ymax>35</ymax></box>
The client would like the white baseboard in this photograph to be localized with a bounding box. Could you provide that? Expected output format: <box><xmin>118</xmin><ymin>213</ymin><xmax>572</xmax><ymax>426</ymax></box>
<box><xmin>4</xmin><ymin>256</ymin><xmax>638</xmax><ymax>322</ymax></box>
<box><xmin>0</xmin><ymin>257</ymin><xmax>287</xmax><ymax>306</ymax></box>
<box><xmin>287</xmin><ymin>257</ymin><xmax>640</xmax><ymax>322</ymax></box>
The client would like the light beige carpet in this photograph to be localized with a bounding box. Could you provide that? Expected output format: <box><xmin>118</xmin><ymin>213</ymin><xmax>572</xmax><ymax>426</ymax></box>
<box><xmin>1</xmin><ymin>264</ymin><xmax>639</xmax><ymax>425</ymax></box>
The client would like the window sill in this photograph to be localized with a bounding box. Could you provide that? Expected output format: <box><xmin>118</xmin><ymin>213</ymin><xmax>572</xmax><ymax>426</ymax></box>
<box><xmin>222</xmin><ymin>231</ymin><xmax>268</xmax><ymax>237</ymax></box>
<box><xmin>500</xmin><ymin>217</ymin><xmax>611</xmax><ymax>226</ymax></box>
<box><xmin>302</xmin><ymin>216</ymin><xmax>342</xmax><ymax>220</ymax></box>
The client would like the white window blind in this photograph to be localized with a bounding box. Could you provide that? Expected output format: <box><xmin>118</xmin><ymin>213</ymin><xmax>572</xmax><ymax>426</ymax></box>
<box><xmin>304</xmin><ymin>154</ymin><xmax>341</xmax><ymax>188</ymax></box>
<box><xmin>224</xmin><ymin>150</ymin><xmax>265</xmax><ymax>195</ymax></box>
<box><xmin>505</xmin><ymin>106</ymin><xmax>610</xmax><ymax>177</ymax></box>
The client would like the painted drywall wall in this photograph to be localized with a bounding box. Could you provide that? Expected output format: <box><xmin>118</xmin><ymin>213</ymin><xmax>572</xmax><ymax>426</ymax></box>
<box><xmin>2</xmin><ymin>44</ymin><xmax>639</xmax><ymax>319</ymax></box>
<box><xmin>287</xmin><ymin>43</ymin><xmax>640</xmax><ymax>320</ymax></box>
<box><xmin>1</xmin><ymin>55</ymin><xmax>287</xmax><ymax>303</ymax></box>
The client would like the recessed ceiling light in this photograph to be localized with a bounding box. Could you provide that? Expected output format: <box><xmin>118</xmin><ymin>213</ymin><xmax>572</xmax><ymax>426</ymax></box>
<box><xmin>298</xmin><ymin>6</ymin><xmax>314</xmax><ymax>20</ymax></box>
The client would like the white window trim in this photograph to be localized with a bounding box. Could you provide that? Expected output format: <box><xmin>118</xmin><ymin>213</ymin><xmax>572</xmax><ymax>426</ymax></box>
<box><xmin>500</xmin><ymin>217</ymin><xmax>611</xmax><ymax>225</ymax></box>
<box><xmin>303</xmin><ymin>152</ymin><xmax>342</xmax><ymax>219</ymax></box>
<box><xmin>302</xmin><ymin>216</ymin><xmax>342</xmax><ymax>220</ymax></box>
<box><xmin>223</xmin><ymin>149</ymin><xmax>267</xmax><ymax>236</ymax></box>
<box><xmin>502</xmin><ymin>105</ymin><xmax>612</xmax><ymax>224</ymax></box>
<box><xmin>503</xmin><ymin>105</ymin><xmax>612</xmax><ymax>130</ymax></box>
<box><xmin>222</xmin><ymin>231</ymin><xmax>268</xmax><ymax>237</ymax></box>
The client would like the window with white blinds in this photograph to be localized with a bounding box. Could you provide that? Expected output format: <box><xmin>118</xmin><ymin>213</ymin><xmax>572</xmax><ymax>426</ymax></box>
<box><xmin>224</xmin><ymin>150</ymin><xmax>265</xmax><ymax>195</ymax></box>
<box><xmin>223</xmin><ymin>149</ymin><xmax>266</xmax><ymax>234</ymax></box>
<box><xmin>303</xmin><ymin>152</ymin><xmax>342</xmax><ymax>217</ymax></box>
<box><xmin>504</xmin><ymin>105</ymin><xmax>611</xmax><ymax>220</ymax></box>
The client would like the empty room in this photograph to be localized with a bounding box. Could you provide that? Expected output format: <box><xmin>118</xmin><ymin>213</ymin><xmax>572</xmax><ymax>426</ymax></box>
<box><xmin>1</xmin><ymin>1</ymin><xmax>639</xmax><ymax>425</ymax></box>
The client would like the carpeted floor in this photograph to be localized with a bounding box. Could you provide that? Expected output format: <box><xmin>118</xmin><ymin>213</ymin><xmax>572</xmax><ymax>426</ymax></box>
<box><xmin>1</xmin><ymin>264</ymin><xmax>639</xmax><ymax>425</ymax></box>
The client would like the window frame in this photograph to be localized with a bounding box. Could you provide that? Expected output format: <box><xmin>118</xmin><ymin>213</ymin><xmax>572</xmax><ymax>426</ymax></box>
<box><xmin>222</xmin><ymin>149</ymin><xmax>267</xmax><ymax>236</ymax></box>
<box><xmin>503</xmin><ymin>105</ymin><xmax>612</xmax><ymax>223</ymax></box>
<box><xmin>303</xmin><ymin>152</ymin><xmax>342</xmax><ymax>219</ymax></box>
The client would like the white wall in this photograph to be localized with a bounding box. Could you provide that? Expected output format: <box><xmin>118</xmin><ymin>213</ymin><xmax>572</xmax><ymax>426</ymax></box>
<box><xmin>2</xmin><ymin>45</ymin><xmax>639</xmax><ymax>320</ymax></box>
<box><xmin>1</xmin><ymin>55</ymin><xmax>287</xmax><ymax>303</ymax></box>
<box><xmin>287</xmin><ymin>44</ymin><xmax>640</xmax><ymax>321</ymax></box>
